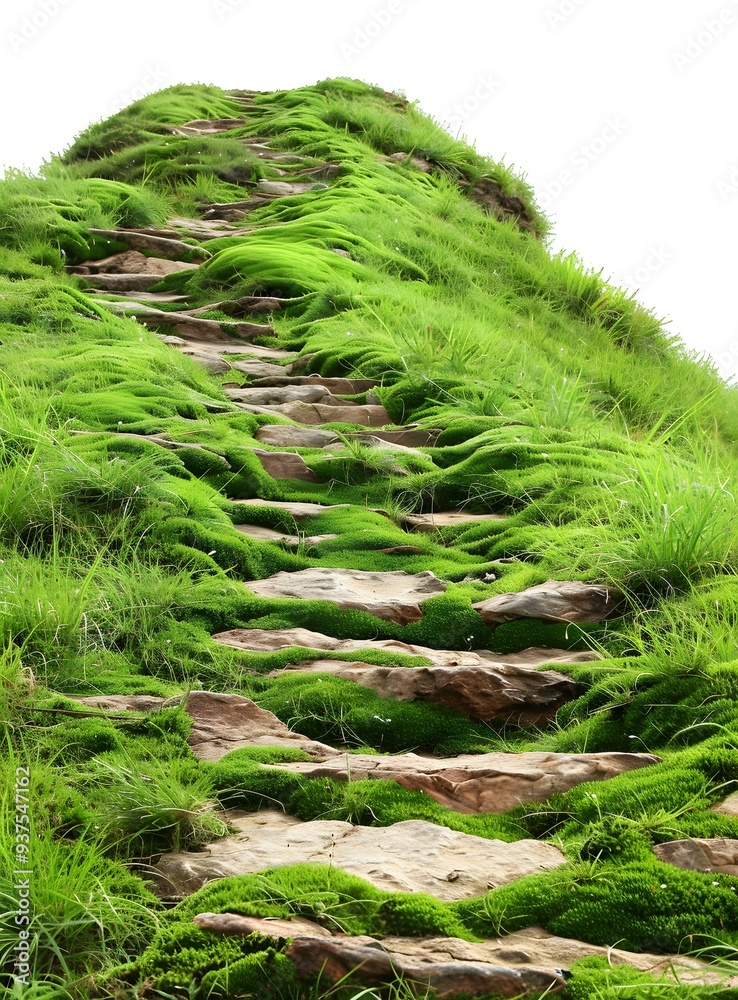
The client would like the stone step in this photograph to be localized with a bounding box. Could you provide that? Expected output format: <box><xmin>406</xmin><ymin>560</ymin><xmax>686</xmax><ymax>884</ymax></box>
<box><xmin>88</xmin><ymin>287</ymin><xmax>191</xmax><ymax>304</ymax></box>
<box><xmin>250</xmin><ymin>449</ymin><xmax>321</xmax><ymax>483</ymax></box>
<box><xmin>473</xmin><ymin>580</ymin><xmax>626</xmax><ymax>627</ymax></box>
<box><xmin>68</xmin><ymin>250</ymin><xmax>198</xmax><ymax>277</ymax></box>
<box><xmin>267</xmin><ymin>749</ymin><xmax>660</xmax><ymax>814</ymax></box>
<box><xmin>257</xmin><ymin>179</ymin><xmax>329</xmax><ymax>197</ymax></box>
<box><xmin>233</xmin><ymin>524</ymin><xmax>337</xmax><ymax>548</ymax></box>
<box><xmin>213</xmin><ymin>627</ymin><xmax>593</xmax><ymax>725</ymax></box>
<box><xmin>98</xmin><ymin>301</ymin><xmax>273</xmax><ymax>342</ymax></box>
<box><xmin>86</xmin><ymin>227</ymin><xmax>210</xmax><ymax>261</ymax></box>
<box><xmin>225</xmin><ymin>385</ymin><xmax>344</xmax><ymax>406</ymax></box>
<box><xmin>253</xmin><ymin>425</ymin><xmax>339</xmax><ymax>447</ymax></box>
<box><xmin>232</xmin><ymin>498</ymin><xmax>350</xmax><ymax>519</ymax></box>
<box><xmin>78</xmin><ymin>273</ymin><xmax>179</xmax><ymax>293</ymax></box>
<box><xmin>182</xmin><ymin>294</ymin><xmax>288</xmax><ymax>316</ymax></box>
<box><xmin>170</xmin><ymin>117</ymin><xmax>247</xmax><ymax>134</ymax></box>
<box><xmin>244</xmin><ymin>567</ymin><xmax>447</xmax><ymax>625</ymax></box>
<box><xmin>147</xmin><ymin>810</ymin><xmax>566</xmax><ymax>901</ymax></box>
<box><xmin>160</xmin><ymin>337</ymin><xmax>294</xmax><ymax>360</ymax></box>
<box><xmin>402</xmin><ymin>510</ymin><xmax>507</xmax><ymax>532</ymax></box>
<box><xmin>247</xmin><ymin>375</ymin><xmax>378</xmax><ymax>394</ymax></box>
<box><xmin>232</xmin><ymin>400</ymin><xmax>391</xmax><ymax>426</ymax></box>
<box><xmin>347</xmin><ymin>426</ymin><xmax>441</xmax><ymax>448</ymax></box>
<box><xmin>191</xmin><ymin>917</ymin><xmax>732</xmax><ymax>997</ymax></box>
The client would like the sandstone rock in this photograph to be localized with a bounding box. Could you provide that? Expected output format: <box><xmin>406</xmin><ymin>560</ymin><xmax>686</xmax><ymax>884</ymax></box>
<box><xmin>387</xmin><ymin>151</ymin><xmax>435</xmax><ymax>172</ymax></box>
<box><xmin>474</xmin><ymin>580</ymin><xmax>626</xmax><ymax>626</ymax></box>
<box><xmin>255</xmin><ymin>425</ymin><xmax>340</xmax><ymax>448</ymax></box>
<box><xmin>99</xmin><ymin>301</ymin><xmax>272</xmax><ymax>342</ymax></box>
<box><xmin>175</xmin><ymin>117</ymin><xmax>247</xmax><ymax>133</ymax></box>
<box><xmin>149</xmin><ymin>810</ymin><xmax>565</xmax><ymax>900</ymax></box>
<box><xmin>244</xmin><ymin>568</ymin><xmax>446</xmax><ymax>625</ymax></box>
<box><xmin>250</xmin><ymin>449</ymin><xmax>322</xmax><ymax>483</ymax></box>
<box><xmin>270</xmin><ymin>750</ymin><xmax>660</xmax><ymax>814</ymax></box>
<box><xmin>70</xmin><ymin>250</ymin><xmax>197</xmax><ymax>276</ymax></box>
<box><xmin>193</xmin><ymin>916</ymin><xmax>737</xmax><ymax>991</ymax></box>
<box><xmin>225</xmin><ymin>384</ymin><xmax>334</xmax><ymax>405</ymax></box>
<box><xmin>402</xmin><ymin>510</ymin><xmax>506</xmax><ymax>532</ymax></box>
<box><xmin>86</xmin><ymin>227</ymin><xmax>210</xmax><ymax>260</ymax></box>
<box><xmin>653</xmin><ymin>838</ymin><xmax>738</xmax><ymax>876</ymax></box>
<box><xmin>75</xmin><ymin>694</ymin><xmax>167</xmax><ymax>714</ymax></box>
<box><xmin>180</xmin><ymin>691</ymin><xmax>340</xmax><ymax>762</ymax></box>
<box><xmin>212</xmin><ymin>627</ymin><xmax>597</xmax><ymax>670</ymax></box>
<box><xmin>257</xmin><ymin>179</ymin><xmax>327</xmax><ymax>196</ymax></box>
<box><xmin>266</xmin><ymin>659</ymin><xmax>579</xmax><ymax>725</ymax></box>
<box><xmin>268</xmin><ymin>401</ymin><xmax>390</xmax><ymax>427</ymax></box>
<box><xmin>250</xmin><ymin>375</ymin><xmax>378</xmax><ymax>394</ymax></box>
<box><xmin>712</xmin><ymin>792</ymin><xmax>738</xmax><ymax>816</ymax></box>
<box><xmin>348</xmin><ymin>427</ymin><xmax>442</xmax><ymax>447</ymax></box>
<box><xmin>232</xmin><ymin>498</ymin><xmax>349</xmax><ymax>519</ymax></box>
<box><xmin>228</xmin><ymin>360</ymin><xmax>289</xmax><ymax>379</ymax></box>
<box><xmin>183</xmin><ymin>293</ymin><xmax>285</xmax><ymax>315</ymax></box>
<box><xmin>232</xmin><ymin>524</ymin><xmax>336</xmax><ymax>547</ymax></box>
<box><xmin>177</xmin><ymin>348</ymin><xmax>232</xmax><ymax>374</ymax></box>
<box><xmin>173</xmin><ymin>340</ymin><xmax>294</xmax><ymax>360</ymax></box>
<box><xmin>80</xmin><ymin>273</ymin><xmax>167</xmax><ymax>291</ymax></box>
<box><xmin>286</xmin><ymin>936</ymin><xmax>565</xmax><ymax>998</ymax></box>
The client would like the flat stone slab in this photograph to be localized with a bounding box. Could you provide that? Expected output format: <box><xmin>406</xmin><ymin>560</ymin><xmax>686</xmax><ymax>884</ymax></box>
<box><xmin>233</xmin><ymin>524</ymin><xmax>336</xmax><ymax>548</ymax></box>
<box><xmin>264</xmin><ymin>659</ymin><xmax>579</xmax><ymax>725</ymax></box>
<box><xmin>69</xmin><ymin>250</ymin><xmax>198</xmax><ymax>276</ymax></box>
<box><xmin>402</xmin><ymin>511</ymin><xmax>506</xmax><ymax>532</ymax></box>
<box><xmin>192</xmin><ymin>916</ymin><xmax>737</xmax><ymax>993</ymax></box>
<box><xmin>76</xmin><ymin>691</ymin><xmax>340</xmax><ymax>762</ymax></box>
<box><xmin>228</xmin><ymin>360</ymin><xmax>289</xmax><ymax>378</ymax></box>
<box><xmin>255</xmin><ymin>425</ymin><xmax>340</xmax><ymax>448</ymax></box>
<box><xmin>474</xmin><ymin>580</ymin><xmax>626</xmax><ymax>626</ymax></box>
<box><xmin>148</xmin><ymin>810</ymin><xmax>565</xmax><ymax>900</ymax></box>
<box><xmin>232</xmin><ymin>498</ymin><xmax>349</xmax><ymax>519</ymax></box>
<box><xmin>212</xmin><ymin>627</ymin><xmax>599</xmax><ymax>669</ymax></box>
<box><xmin>265</xmin><ymin>401</ymin><xmax>390</xmax><ymax>427</ymax></box>
<box><xmin>250</xmin><ymin>449</ymin><xmax>321</xmax><ymax>483</ymax></box>
<box><xmin>244</xmin><ymin>568</ymin><xmax>447</xmax><ymax>625</ymax></box>
<box><xmin>225</xmin><ymin>385</ymin><xmax>337</xmax><ymax>405</ymax></box>
<box><xmin>348</xmin><ymin>427</ymin><xmax>442</xmax><ymax>448</ymax></box>
<box><xmin>99</xmin><ymin>300</ymin><xmax>273</xmax><ymax>342</ymax></box>
<box><xmin>177</xmin><ymin>348</ymin><xmax>232</xmax><ymax>374</ymax></box>
<box><xmin>86</xmin><ymin>227</ymin><xmax>210</xmax><ymax>261</ymax></box>
<box><xmin>81</xmin><ymin>273</ymin><xmax>172</xmax><ymax>292</ymax></box>
<box><xmin>269</xmin><ymin>750</ymin><xmax>660</xmax><ymax>814</ymax></box>
<box><xmin>163</xmin><ymin>339</ymin><xmax>294</xmax><ymax>360</ymax></box>
<box><xmin>653</xmin><ymin>838</ymin><xmax>738</xmax><ymax>876</ymax></box>
<box><xmin>250</xmin><ymin>375</ymin><xmax>378</xmax><ymax>394</ymax></box>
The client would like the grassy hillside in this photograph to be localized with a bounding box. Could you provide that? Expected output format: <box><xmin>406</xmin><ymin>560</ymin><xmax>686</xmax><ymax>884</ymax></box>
<box><xmin>2</xmin><ymin>79</ymin><xmax>738</xmax><ymax>999</ymax></box>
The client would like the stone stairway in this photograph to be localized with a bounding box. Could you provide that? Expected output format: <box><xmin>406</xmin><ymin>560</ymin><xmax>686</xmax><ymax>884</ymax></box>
<box><xmin>65</xmin><ymin>123</ymin><xmax>708</xmax><ymax>998</ymax></box>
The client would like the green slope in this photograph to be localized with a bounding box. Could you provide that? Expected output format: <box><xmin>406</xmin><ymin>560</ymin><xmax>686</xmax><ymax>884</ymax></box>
<box><xmin>1</xmin><ymin>79</ymin><xmax>738</xmax><ymax>999</ymax></box>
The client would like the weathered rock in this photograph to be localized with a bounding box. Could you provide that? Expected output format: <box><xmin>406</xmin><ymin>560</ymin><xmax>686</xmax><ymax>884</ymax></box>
<box><xmin>250</xmin><ymin>449</ymin><xmax>322</xmax><ymax>483</ymax></box>
<box><xmin>75</xmin><ymin>694</ymin><xmax>168</xmax><ymax>714</ymax></box>
<box><xmin>387</xmin><ymin>150</ymin><xmax>435</xmax><ymax>172</ymax></box>
<box><xmin>653</xmin><ymin>838</ymin><xmax>738</xmax><ymax>876</ymax></box>
<box><xmin>69</xmin><ymin>249</ymin><xmax>197</xmax><ymax>276</ymax></box>
<box><xmin>98</xmin><ymin>300</ymin><xmax>273</xmax><ymax>342</ymax></box>
<box><xmin>250</xmin><ymin>375</ymin><xmax>378</xmax><ymax>394</ymax></box>
<box><xmin>213</xmin><ymin>627</ymin><xmax>599</xmax><ymax>669</ymax></box>
<box><xmin>286</xmin><ymin>936</ymin><xmax>565</xmax><ymax>998</ymax></box>
<box><xmin>402</xmin><ymin>510</ymin><xmax>506</xmax><ymax>532</ymax></box>
<box><xmin>257</xmin><ymin>179</ymin><xmax>328</xmax><ymax>196</ymax></box>
<box><xmin>474</xmin><ymin>580</ymin><xmax>626</xmax><ymax>626</ymax></box>
<box><xmin>270</xmin><ymin>750</ymin><xmax>660</xmax><ymax>814</ymax></box>
<box><xmin>348</xmin><ymin>426</ymin><xmax>442</xmax><ymax>447</ymax></box>
<box><xmin>244</xmin><ymin>568</ymin><xmax>446</xmax><ymax>625</ymax></box>
<box><xmin>263</xmin><ymin>401</ymin><xmax>390</xmax><ymax>427</ymax></box>
<box><xmin>377</xmin><ymin>545</ymin><xmax>425</xmax><ymax>555</ymax></box>
<box><xmin>80</xmin><ymin>273</ymin><xmax>168</xmax><ymax>292</ymax></box>
<box><xmin>177</xmin><ymin>348</ymin><xmax>232</xmax><ymax>373</ymax></box>
<box><xmin>86</xmin><ymin>227</ymin><xmax>210</xmax><ymax>260</ymax></box>
<box><xmin>193</xmin><ymin>916</ymin><xmax>738</xmax><ymax>990</ymax></box>
<box><xmin>266</xmin><ymin>659</ymin><xmax>579</xmax><ymax>725</ymax></box>
<box><xmin>255</xmin><ymin>425</ymin><xmax>340</xmax><ymax>448</ymax></box>
<box><xmin>180</xmin><ymin>691</ymin><xmax>341</xmax><ymax>762</ymax></box>
<box><xmin>232</xmin><ymin>524</ymin><xmax>336</xmax><ymax>547</ymax></box>
<box><xmin>183</xmin><ymin>294</ymin><xmax>285</xmax><ymax>315</ymax></box>
<box><xmin>168</xmin><ymin>339</ymin><xmax>294</xmax><ymax>360</ymax></box>
<box><xmin>228</xmin><ymin>360</ymin><xmax>289</xmax><ymax>378</ymax></box>
<box><xmin>148</xmin><ymin>810</ymin><xmax>565</xmax><ymax>900</ymax></box>
<box><xmin>225</xmin><ymin>384</ymin><xmax>335</xmax><ymax>405</ymax></box>
<box><xmin>173</xmin><ymin>117</ymin><xmax>247</xmax><ymax>133</ymax></box>
<box><xmin>232</xmin><ymin>498</ymin><xmax>349</xmax><ymax>519</ymax></box>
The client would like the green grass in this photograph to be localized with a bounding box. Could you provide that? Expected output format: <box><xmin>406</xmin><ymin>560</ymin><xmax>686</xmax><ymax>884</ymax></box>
<box><xmin>1</xmin><ymin>76</ymin><xmax>738</xmax><ymax>999</ymax></box>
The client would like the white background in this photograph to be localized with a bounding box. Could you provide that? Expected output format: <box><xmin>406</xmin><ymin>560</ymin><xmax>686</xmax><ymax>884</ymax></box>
<box><xmin>1</xmin><ymin>0</ymin><xmax>735</xmax><ymax>378</ymax></box>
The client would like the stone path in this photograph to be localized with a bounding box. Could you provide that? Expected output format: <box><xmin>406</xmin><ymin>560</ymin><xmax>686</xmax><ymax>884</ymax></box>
<box><xmin>67</xmin><ymin>133</ymin><xmax>688</xmax><ymax>996</ymax></box>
